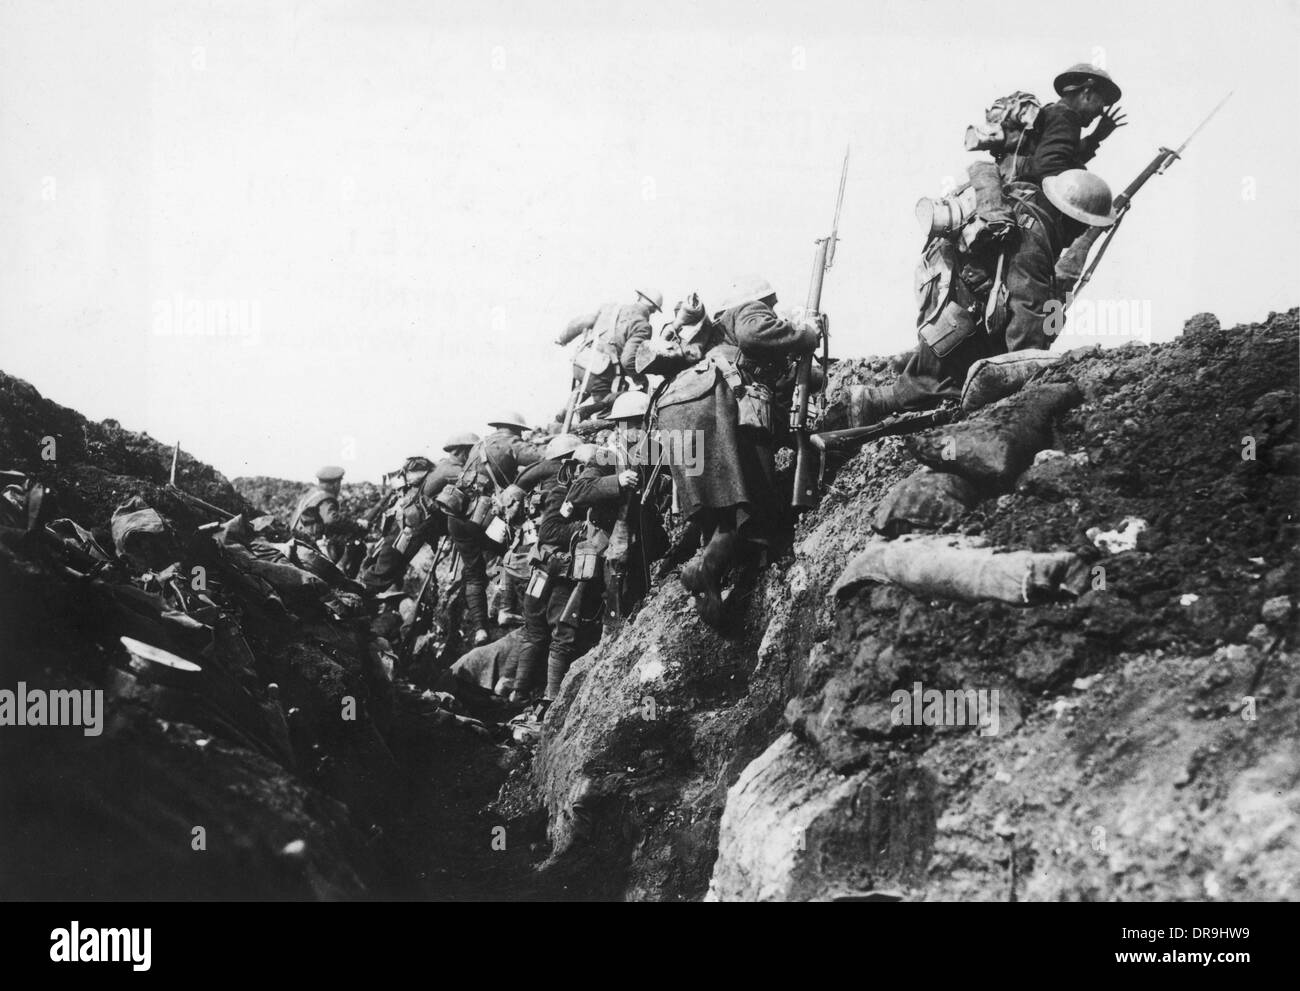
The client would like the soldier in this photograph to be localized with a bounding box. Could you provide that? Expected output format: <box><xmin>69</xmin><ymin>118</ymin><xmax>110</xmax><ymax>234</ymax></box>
<box><xmin>511</xmin><ymin>435</ymin><xmax>640</xmax><ymax>707</ymax></box>
<box><xmin>838</xmin><ymin>169</ymin><xmax>1119</xmax><ymax>422</ymax></box>
<box><xmin>290</xmin><ymin>465</ymin><xmax>366</xmax><ymax>570</ymax></box>
<box><xmin>600</xmin><ymin>389</ymin><xmax>668</xmax><ymax>625</ymax></box>
<box><xmin>557</xmin><ymin>287</ymin><xmax>663</xmax><ymax>421</ymax></box>
<box><xmin>637</xmin><ymin>278</ymin><xmax>819</xmax><ymax>627</ymax></box>
<box><xmin>507</xmin><ymin>433</ymin><xmax>589</xmax><ymax>702</ymax></box>
<box><xmin>1022</xmin><ymin>63</ymin><xmax>1126</xmax><ymax>185</ymax></box>
<box><xmin>358</xmin><ymin>435</ymin><xmax>478</xmax><ymax>592</ymax></box>
<box><xmin>447</xmin><ymin>412</ymin><xmax>545</xmax><ymax>645</ymax></box>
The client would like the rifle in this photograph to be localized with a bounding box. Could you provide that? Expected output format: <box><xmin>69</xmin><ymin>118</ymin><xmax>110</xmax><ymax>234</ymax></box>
<box><xmin>1057</xmin><ymin>92</ymin><xmax>1233</xmax><ymax>306</ymax></box>
<box><xmin>810</xmin><ymin>404</ymin><xmax>959</xmax><ymax>453</ymax></box>
<box><xmin>399</xmin><ymin>538</ymin><xmax>450</xmax><ymax>663</ymax></box>
<box><xmin>791</xmin><ymin>146</ymin><xmax>850</xmax><ymax>509</ymax></box>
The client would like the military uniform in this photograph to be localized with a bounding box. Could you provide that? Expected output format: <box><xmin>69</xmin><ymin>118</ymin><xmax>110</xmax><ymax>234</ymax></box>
<box><xmin>892</xmin><ymin>186</ymin><xmax>1085</xmax><ymax>410</ymax></box>
<box><xmin>290</xmin><ymin>469</ymin><xmax>363</xmax><ymax>569</ymax></box>
<box><xmin>448</xmin><ymin>429</ymin><xmax>545</xmax><ymax>637</ymax></box>
<box><xmin>640</xmin><ymin>300</ymin><xmax>817</xmax><ymax>541</ymax></box>
<box><xmin>561</xmin><ymin>302</ymin><xmax>653</xmax><ymax>414</ymax></box>
<box><xmin>511</xmin><ymin>459</ymin><xmax>628</xmax><ymax>700</ymax></box>
<box><xmin>1020</xmin><ymin>102</ymin><xmax>1103</xmax><ymax>185</ymax></box>
<box><xmin>358</xmin><ymin>452</ymin><xmax>466</xmax><ymax>591</ymax></box>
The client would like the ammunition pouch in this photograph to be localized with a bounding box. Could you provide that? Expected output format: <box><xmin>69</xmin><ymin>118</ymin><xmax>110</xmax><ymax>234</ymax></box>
<box><xmin>915</xmin><ymin>238</ymin><xmax>980</xmax><ymax>359</ymax></box>
<box><xmin>435</xmin><ymin>485</ymin><xmax>470</xmax><ymax>519</ymax></box>
<box><xmin>393</xmin><ymin>525</ymin><xmax>417</xmax><ymax>556</ymax></box>
<box><xmin>736</xmin><ymin>380</ymin><xmax>775</xmax><ymax>432</ymax></box>
<box><xmin>569</xmin><ymin>522</ymin><xmax>609</xmax><ymax>582</ymax></box>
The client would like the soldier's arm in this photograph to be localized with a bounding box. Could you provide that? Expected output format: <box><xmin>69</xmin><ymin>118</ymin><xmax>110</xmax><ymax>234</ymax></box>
<box><xmin>733</xmin><ymin>301</ymin><xmax>818</xmax><ymax>359</ymax></box>
<box><xmin>509</xmin><ymin>435</ymin><xmax>546</xmax><ymax>470</ymax></box>
<box><xmin>515</xmin><ymin>459</ymin><xmax>559</xmax><ymax>493</ymax></box>
<box><xmin>537</xmin><ymin>488</ymin><xmax>585</xmax><ymax>546</ymax></box>
<box><xmin>420</xmin><ymin>462</ymin><xmax>456</xmax><ymax>500</ymax></box>
<box><xmin>618</xmin><ymin>315</ymin><xmax>653</xmax><ymax>372</ymax></box>
<box><xmin>999</xmin><ymin>223</ymin><xmax>1059</xmax><ymax>352</ymax></box>
<box><xmin>1025</xmin><ymin>103</ymin><xmax>1085</xmax><ymax>182</ymax></box>
<box><xmin>557</xmin><ymin>309</ymin><xmax>600</xmax><ymax>346</ymax></box>
<box><xmin>566</xmin><ymin>465</ymin><xmax>623</xmax><ymax>508</ymax></box>
<box><xmin>319</xmin><ymin>497</ymin><xmax>364</xmax><ymax>537</ymax></box>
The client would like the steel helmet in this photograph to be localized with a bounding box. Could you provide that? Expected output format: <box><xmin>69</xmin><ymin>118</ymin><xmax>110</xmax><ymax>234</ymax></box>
<box><xmin>544</xmin><ymin>433</ymin><xmax>583</xmax><ymax>460</ymax></box>
<box><xmin>1053</xmin><ymin>63</ymin><xmax>1122</xmax><ymax>105</ymax></box>
<box><xmin>443</xmin><ymin>431</ymin><xmax>480</xmax><ymax>452</ymax></box>
<box><xmin>609</xmin><ymin>390</ymin><xmax>650</xmax><ymax>422</ymax></box>
<box><xmin>718</xmin><ymin>275</ymin><xmax>776</xmax><ymax>312</ymax></box>
<box><xmin>487</xmin><ymin>411</ymin><xmax>529</xmax><ymax>430</ymax></box>
<box><xmin>1043</xmin><ymin>170</ymin><xmax>1117</xmax><ymax>227</ymax></box>
<box><xmin>634</xmin><ymin>288</ymin><xmax>664</xmax><ymax>313</ymax></box>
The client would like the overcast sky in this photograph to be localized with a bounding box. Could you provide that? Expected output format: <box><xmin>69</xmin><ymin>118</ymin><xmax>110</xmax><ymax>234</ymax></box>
<box><xmin>2</xmin><ymin>0</ymin><xmax>1296</xmax><ymax>482</ymax></box>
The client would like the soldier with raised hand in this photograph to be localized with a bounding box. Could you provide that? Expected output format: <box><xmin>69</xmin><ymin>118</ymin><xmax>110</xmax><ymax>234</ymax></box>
<box><xmin>448</xmin><ymin>412</ymin><xmax>546</xmax><ymax>645</ymax></box>
<box><xmin>557</xmin><ymin>287</ymin><xmax>663</xmax><ymax>421</ymax></box>
<box><xmin>639</xmin><ymin>277</ymin><xmax>819</xmax><ymax>628</ymax></box>
<box><xmin>838</xmin><ymin>169</ymin><xmax>1119</xmax><ymax>423</ymax></box>
<box><xmin>1022</xmin><ymin>63</ymin><xmax>1126</xmax><ymax>184</ymax></box>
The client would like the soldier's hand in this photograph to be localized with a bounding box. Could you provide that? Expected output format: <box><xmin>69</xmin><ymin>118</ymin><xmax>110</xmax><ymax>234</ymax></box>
<box><xmin>1092</xmin><ymin>104</ymin><xmax>1127</xmax><ymax>141</ymax></box>
<box><xmin>617</xmin><ymin>469</ymin><xmax>638</xmax><ymax>490</ymax></box>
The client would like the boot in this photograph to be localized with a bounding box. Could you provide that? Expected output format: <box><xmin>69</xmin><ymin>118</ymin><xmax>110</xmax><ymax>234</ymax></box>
<box><xmin>680</xmin><ymin>530</ymin><xmax>740</xmax><ymax>628</ymax></box>
<box><xmin>821</xmin><ymin>384</ymin><xmax>903</xmax><ymax>431</ymax></box>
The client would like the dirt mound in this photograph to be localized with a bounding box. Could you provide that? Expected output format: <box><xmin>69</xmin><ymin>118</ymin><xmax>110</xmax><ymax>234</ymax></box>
<box><xmin>504</xmin><ymin>309</ymin><xmax>1299</xmax><ymax>901</ymax></box>
<box><xmin>0</xmin><ymin>374</ymin><xmax>491</xmax><ymax>900</ymax></box>
<box><xmin>0</xmin><ymin>371</ymin><xmax>251</xmax><ymax>533</ymax></box>
<box><xmin>233</xmin><ymin>475</ymin><xmax>383</xmax><ymax>524</ymax></box>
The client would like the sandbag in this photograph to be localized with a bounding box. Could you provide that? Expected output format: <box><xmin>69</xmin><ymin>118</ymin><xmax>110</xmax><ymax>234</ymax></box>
<box><xmin>908</xmin><ymin>381</ymin><xmax>1082</xmax><ymax>493</ymax></box>
<box><xmin>220</xmin><ymin>542</ymin><xmax>329</xmax><ymax>606</ymax></box>
<box><xmin>961</xmin><ymin>348</ymin><xmax>1060</xmax><ymax>412</ymax></box>
<box><xmin>832</xmin><ymin>534</ymin><xmax>1088</xmax><ymax>606</ymax></box>
<box><xmin>873</xmin><ymin>468</ymin><xmax>980</xmax><ymax>537</ymax></box>
<box><xmin>111</xmin><ymin>496</ymin><xmax>177</xmax><ymax>568</ymax></box>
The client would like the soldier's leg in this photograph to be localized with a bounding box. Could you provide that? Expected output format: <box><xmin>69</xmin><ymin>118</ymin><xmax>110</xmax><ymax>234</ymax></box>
<box><xmin>447</xmin><ymin>517</ymin><xmax>490</xmax><ymax>641</ymax></box>
<box><xmin>498</xmin><ymin>571</ymin><xmax>526</xmax><ymax>626</ymax></box>
<box><xmin>509</xmin><ymin>582</ymin><xmax>551</xmax><ymax>700</ymax></box>
<box><xmin>543</xmin><ymin>577</ymin><xmax>580</xmax><ymax>700</ymax></box>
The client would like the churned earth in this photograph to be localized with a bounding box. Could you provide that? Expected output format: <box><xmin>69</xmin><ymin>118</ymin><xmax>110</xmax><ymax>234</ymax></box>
<box><xmin>1</xmin><ymin>308</ymin><xmax>1296</xmax><ymax>901</ymax></box>
<box><xmin>498</xmin><ymin>308</ymin><xmax>1299</xmax><ymax>901</ymax></box>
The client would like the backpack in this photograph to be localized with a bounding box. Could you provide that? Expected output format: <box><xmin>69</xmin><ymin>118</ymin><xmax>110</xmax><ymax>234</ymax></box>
<box><xmin>964</xmin><ymin>90</ymin><xmax>1042</xmax><ymax>180</ymax></box>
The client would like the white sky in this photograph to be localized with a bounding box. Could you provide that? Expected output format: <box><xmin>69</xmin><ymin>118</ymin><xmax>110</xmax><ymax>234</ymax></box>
<box><xmin>2</xmin><ymin>0</ymin><xmax>1297</xmax><ymax>482</ymax></box>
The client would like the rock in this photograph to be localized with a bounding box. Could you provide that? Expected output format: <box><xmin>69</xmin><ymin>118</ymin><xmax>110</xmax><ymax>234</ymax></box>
<box><xmin>707</xmin><ymin>733</ymin><xmax>938</xmax><ymax>901</ymax></box>
<box><xmin>1261</xmin><ymin>596</ymin><xmax>1293</xmax><ymax>625</ymax></box>
<box><xmin>1182</xmin><ymin>312</ymin><xmax>1221</xmax><ymax>339</ymax></box>
<box><xmin>1017</xmin><ymin>454</ymin><xmax>1088</xmax><ymax>502</ymax></box>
